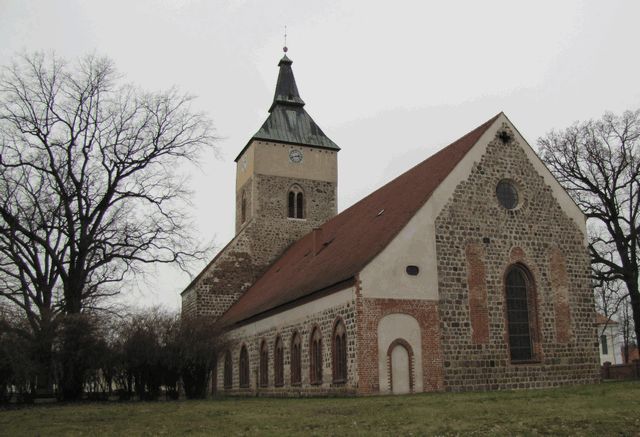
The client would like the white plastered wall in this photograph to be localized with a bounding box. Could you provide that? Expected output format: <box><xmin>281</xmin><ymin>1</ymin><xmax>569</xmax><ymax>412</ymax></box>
<box><xmin>359</xmin><ymin>113</ymin><xmax>587</xmax><ymax>301</ymax></box>
<box><xmin>377</xmin><ymin>313</ymin><xmax>423</xmax><ymax>394</ymax></box>
<box><xmin>228</xmin><ymin>286</ymin><xmax>355</xmax><ymax>341</ymax></box>
<box><xmin>236</xmin><ymin>140</ymin><xmax>337</xmax><ymax>190</ymax></box>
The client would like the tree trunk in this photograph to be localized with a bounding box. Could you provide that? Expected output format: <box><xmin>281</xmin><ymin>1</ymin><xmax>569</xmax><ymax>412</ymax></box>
<box><xmin>626</xmin><ymin>281</ymin><xmax>640</xmax><ymax>355</ymax></box>
<box><xmin>32</xmin><ymin>317</ymin><xmax>56</xmax><ymax>396</ymax></box>
<box><xmin>629</xmin><ymin>292</ymin><xmax>640</xmax><ymax>356</ymax></box>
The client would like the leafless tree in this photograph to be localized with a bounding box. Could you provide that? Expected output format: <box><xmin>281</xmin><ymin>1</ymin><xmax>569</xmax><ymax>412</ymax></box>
<box><xmin>0</xmin><ymin>52</ymin><xmax>216</xmax><ymax>396</ymax></box>
<box><xmin>538</xmin><ymin>108</ymin><xmax>640</xmax><ymax>349</ymax></box>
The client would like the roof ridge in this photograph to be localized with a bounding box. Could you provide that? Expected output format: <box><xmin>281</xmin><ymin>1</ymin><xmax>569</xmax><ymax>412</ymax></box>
<box><xmin>217</xmin><ymin>113</ymin><xmax>501</xmax><ymax>327</ymax></box>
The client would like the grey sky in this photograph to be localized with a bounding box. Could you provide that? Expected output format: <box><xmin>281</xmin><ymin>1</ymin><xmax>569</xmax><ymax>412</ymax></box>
<box><xmin>1</xmin><ymin>0</ymin><xmax>639</xmax><ymax>310</ymax></box>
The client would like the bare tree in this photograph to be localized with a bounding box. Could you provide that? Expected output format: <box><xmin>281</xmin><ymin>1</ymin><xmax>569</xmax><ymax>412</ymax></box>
<box><xmin>538</xmin><ymin>109</ymin><xmax>640</xmax><ymax>348</ymax></box>
<box><xmin>0</xmin><ymin>52</ymin><xmax>215</xmax><ymax>397</ymax></box>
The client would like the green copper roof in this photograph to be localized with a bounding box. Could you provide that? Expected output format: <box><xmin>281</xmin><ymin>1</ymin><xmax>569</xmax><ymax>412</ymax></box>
<box><xmin>269</xmin><ymin>54</ymin><xmax>305</xmax><ymax>111</ymax></box>
<box><xmin>235</xmin><ymin>54</ymin><xmax>339</xmax><ymax>161</ymax></box>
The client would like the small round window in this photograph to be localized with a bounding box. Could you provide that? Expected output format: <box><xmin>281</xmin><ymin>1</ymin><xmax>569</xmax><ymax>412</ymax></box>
<box><xmin>496</xmin><ymin>180</ymin><xmax>518</xmax><ymax>209</ymax></box>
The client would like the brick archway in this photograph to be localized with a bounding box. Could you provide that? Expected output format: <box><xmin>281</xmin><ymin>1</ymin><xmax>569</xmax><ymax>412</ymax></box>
<box><xmin>386</xmin><ymin>338</ymin><xmax>415</xmax><ymax>394</ymax></box>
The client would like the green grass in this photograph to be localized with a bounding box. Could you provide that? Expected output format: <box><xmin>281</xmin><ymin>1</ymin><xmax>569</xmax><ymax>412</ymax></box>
<box><xmin>1</xmin><ymin>381</ymin><xmax>639</xmax><ymax>436</ymax></box>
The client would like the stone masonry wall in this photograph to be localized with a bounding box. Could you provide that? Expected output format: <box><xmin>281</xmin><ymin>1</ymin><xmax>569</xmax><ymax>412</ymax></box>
<box><xmin>183</xmin><ymin>174</ymin><xmax>337</xmax><ymax>319</ymax></box>
<box><xmin>435</xmin><ymin>124</ymin><xmax>600</xmax><ymax>391</ymax></box>
<box><xmin>216</xmin><ymin>296</ymin><xmax>357</xmax><ymax>396</ymax></box>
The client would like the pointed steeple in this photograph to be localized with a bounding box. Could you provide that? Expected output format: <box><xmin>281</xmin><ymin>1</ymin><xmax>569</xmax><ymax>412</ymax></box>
<box><xmin>235</xmin><ymin>51</ymin><xmax>340</xmax><ymax>162</ymax></box>
<box><xmin>269</xmin><ymin>55</ymin><xmax>305</xmax><ymax>112</ymax></box>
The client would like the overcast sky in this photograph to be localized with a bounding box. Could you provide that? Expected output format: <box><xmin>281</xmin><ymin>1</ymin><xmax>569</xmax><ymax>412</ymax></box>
<box><xmin>1</xmin><ymin>0</ymin><xmax>639</xmax><ymax>311</ymax></box>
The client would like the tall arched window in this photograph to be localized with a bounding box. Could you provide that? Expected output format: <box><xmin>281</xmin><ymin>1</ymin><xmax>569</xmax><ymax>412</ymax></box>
<box><xmin>241</xmin><ymin>190</ymin><xmax>247</xmax><ymax>223</ymax></box>
<box><xmin>274</xmin><ymin>336</ymin><xmax>284</xmax><ymax>387</ymax></box>
<box><xmin>259</xmin><ymin>340</ymin><xmax>268</xmax><ymax>388</ymax></box>
<box><xmin>291</xmin><ymin>332</ymin><xmax>302</xmax><ymax>386</ymax></box>
<box><xmin>239</xmin><ymin>345</ymin><xmax>249</xmax><ymax>388</ymax></box>
<box><xmin>287</xmin><ymin>185</ymin><xmax>304</xmax><ymax>219</ymax></box>
<box><xmin>296</xmin><ymin>192</ymin><xmax>303</xmax><ymax>218</ymax></box>
<box><xmin>332</xmin><ymin>318</ymin><xmax>347</xmax><ymax>383</ymax></box>
<box><xmin>224</xmin><ymin>350</ymin><xmax>232</xmax><ymax>389</ymax></box>
<box><xmin>310</xmin><ymin>327</ymin><xmax>323</xmax><ymax>385</ymax></box>
<box><xmin>505</xmin><ymin>265</ymin><xmax>538</xmax><ymax>361</ymax></box>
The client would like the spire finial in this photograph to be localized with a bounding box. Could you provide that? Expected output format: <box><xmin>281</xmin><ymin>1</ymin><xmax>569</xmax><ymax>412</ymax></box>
<box><xmin>283</xmin><ymin>25</ymin><xmax>288</xmax><ymax>53</ymax></box>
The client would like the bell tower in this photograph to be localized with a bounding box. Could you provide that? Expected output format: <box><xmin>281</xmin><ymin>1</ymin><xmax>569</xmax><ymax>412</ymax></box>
<box><xmin>181</xmin><ymin>50</ymin><xmax>339</xmax><ymax>319</ymax></box>
<box><xmin>234</xmin><ymin>51</ymin><xmax>339</xmax><ymax>247</ymax></box>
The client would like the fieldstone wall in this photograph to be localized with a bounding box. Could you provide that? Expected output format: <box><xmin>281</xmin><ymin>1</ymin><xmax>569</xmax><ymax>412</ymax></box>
<box><xmin>183</xmin><ymin>174</ymin><xmax>336</xmax><ymax>319</ymax></box>
<box><xmin>435</xmin><ymin>124</ymin><xmax>600</xmax><ymax>391</ymax></box>
<box><xmin>216</xmin><ymin>296</ymin><xmax>357</xmax><ymax>396</ymax></box>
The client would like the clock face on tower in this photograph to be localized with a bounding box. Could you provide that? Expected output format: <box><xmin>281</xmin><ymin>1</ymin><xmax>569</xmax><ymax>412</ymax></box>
<box><xmin>289</xmin><ymin>148</ymin><xmax>303</xmax><ymax>163</ymax></box>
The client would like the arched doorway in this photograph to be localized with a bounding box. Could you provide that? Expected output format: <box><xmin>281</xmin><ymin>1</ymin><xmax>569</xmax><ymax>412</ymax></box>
<box><xmin>377</xmin><ymin>314</ymin><xmax>422</xmax><ymax>394</ymax></box>
<box><xmin>390</xmin><ymin>343</ymin><xmax>411</xmax><ymax>394</ymax></box>
<box><xmin>386</xmin><ymin>338</ymin><xmax>414</xmax><ymax>395</ymax></box>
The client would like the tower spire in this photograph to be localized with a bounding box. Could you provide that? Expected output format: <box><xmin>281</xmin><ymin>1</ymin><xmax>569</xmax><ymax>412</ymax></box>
<box><xmin>269</xmin><ymin>50</ymin><xmax>305</xmax><ymax>112</ymax></box>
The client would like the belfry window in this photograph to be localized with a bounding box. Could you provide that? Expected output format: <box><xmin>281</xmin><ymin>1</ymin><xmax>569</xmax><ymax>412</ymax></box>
<box><xmin>288</xmin><ymin>185</ymin><xmax>305</xmax><ymax>219</ymax></box>
<box><xmin>505</xmin><ymin>265</ymin><xmax>538</xmax><ymax>361</ymax></box>
<box><xmin>241</xmin><ymin>190</ymin><xmax>247</xmax><ymax>223</ymax></box>
<box><xmin>239</xmin><ymin>345</ymin><xmax>249</xmax><ymax>388</ymax></box>
<box><xmin>274</xmin><ymin>336</ymin><xmax>284</xmax><ymax>387</ymax></box>
<box><xmin>291</xmin><ymin>332</ymin><xmax>302</xmax><ymax>385</ymax></box>
<box><xmin>332</xmin><ymin>319</ymin><xmax>347</xmax><ymax>383</ymax></box>
<box><xmin>310</xmin><ymin>327</ymin><xmax>323</xmax><ymax>385</ymax></box>
<box><xmin>259</xmin><ymin>340</ymin><xmax>268</xmax><ymax>387</ymax></box>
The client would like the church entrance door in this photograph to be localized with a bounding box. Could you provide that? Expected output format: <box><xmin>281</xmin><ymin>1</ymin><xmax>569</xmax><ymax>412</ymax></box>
<box><xmin>391</xmin><ymin>344</ymin><xmax>411</xmax><ymax>395</ymax></box>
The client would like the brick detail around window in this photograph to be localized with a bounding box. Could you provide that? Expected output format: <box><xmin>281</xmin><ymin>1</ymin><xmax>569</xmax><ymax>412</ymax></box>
<box><xmin>466</xmin><ymin>242</ymin><xmax>489</xmax><ymax>344</ymax></box>
<box><xmin>550</xmin><ymin>246</ymin><xmax>572</xmax><ymax>343</ymax></box>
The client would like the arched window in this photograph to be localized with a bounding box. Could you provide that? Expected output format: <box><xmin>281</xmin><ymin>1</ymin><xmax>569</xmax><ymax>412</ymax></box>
<box><xmin>291</xmin><ymin>332</ymin><xmax>302</xmax><ymax>386</ymax></box>
<box><xmin>310</xmin><ymin>327</ymin><xmax>323</xmax><ymax>385</ymax></box>
<box><xmin>287</xmin><ymin>185</ymin><xmax>304</xmax><ymax>219</ymax></box>
<box><xmin>241</xmin><ymin>190</ymin><xmax>247</xmax><ymax>223</ymax></box>
<box><xmin>296</xmin><ymin>192</ymin><xmax>303</xmax><ymax>218</ymax></box>
<box><xmin>332</xmin><ymin>318</ymin><xmax>347</xmax><ymax>383</ymax></box>
<box><xmin>259</xmin><ymin>340</ymin><xmax>268</xmax><ymax>388</ymax></box>
<box><xmin>239</xmin><ymin>345</ymin><xmax>249</xmax><ymax>388</ymax></box>
<box><xmin>224</xmin><ymin>350</ymin><xmax>232</xmax><ymax>389</ymax></box>
<box><xmin>274</xmin><ymin>336</ymin><xmax>284</xmax><ymax>387</ymax></box>
<box><xmin>505</xmin><ymin>265</ymin><xmax>538</xmax><ymax>361</ymax></box>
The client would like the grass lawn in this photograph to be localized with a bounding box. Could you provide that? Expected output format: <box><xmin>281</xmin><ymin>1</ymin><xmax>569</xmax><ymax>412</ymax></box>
<box><xmin>0</xmin><ymin>381</ymin><xmax>639</xmax><ymax>436</ymax></box>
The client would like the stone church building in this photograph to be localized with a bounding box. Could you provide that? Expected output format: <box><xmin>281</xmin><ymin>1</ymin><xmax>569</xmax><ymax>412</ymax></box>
<box><xmin>181</xmin><ymin>52</ymin><xmax>600</xmax><ymax>395</ymax></box>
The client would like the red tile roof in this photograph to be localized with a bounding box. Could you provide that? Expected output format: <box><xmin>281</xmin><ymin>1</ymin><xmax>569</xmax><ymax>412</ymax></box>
<box><xmin>218</xmin><ymin>113</ymin><xmax>501</xmax><ymax>327</ymax></box>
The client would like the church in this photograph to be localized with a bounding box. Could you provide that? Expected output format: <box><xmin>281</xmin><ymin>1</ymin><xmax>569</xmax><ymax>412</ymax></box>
<box><xmin>181</xmin><ymin>51</ymin><xmax>600</xmax><ymax>395</ymax></box>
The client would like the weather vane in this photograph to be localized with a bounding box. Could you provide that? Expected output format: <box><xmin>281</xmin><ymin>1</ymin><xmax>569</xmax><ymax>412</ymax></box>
<box><xmin>283</xmin><ymin>25</ymin><xmax>288</xmax><ymax>53</ymax></box>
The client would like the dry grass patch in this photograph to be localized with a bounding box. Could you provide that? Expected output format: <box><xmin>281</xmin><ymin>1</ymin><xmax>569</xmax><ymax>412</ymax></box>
<box><xmin>0</xmin><ymin>381</ymin><xmax>638</xmax><ymax>436</ymax></box>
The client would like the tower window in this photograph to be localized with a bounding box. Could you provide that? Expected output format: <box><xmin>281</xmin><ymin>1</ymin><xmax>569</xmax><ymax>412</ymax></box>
<box><xmin>241</xmin><ymin>190</ymin><xmax>247</xmax><ymax>223</ymax></box>
<box><xmin>287</xmin><ymin>185</ymin><xmax>305</xmax><ymax>219</ymax></box>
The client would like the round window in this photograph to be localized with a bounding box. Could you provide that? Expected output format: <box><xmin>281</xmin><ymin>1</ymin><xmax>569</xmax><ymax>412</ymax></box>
<box><xmin>496</xmin><ymin>180</ymin><xmax>519</xmax><ymax>209</ymax></box>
